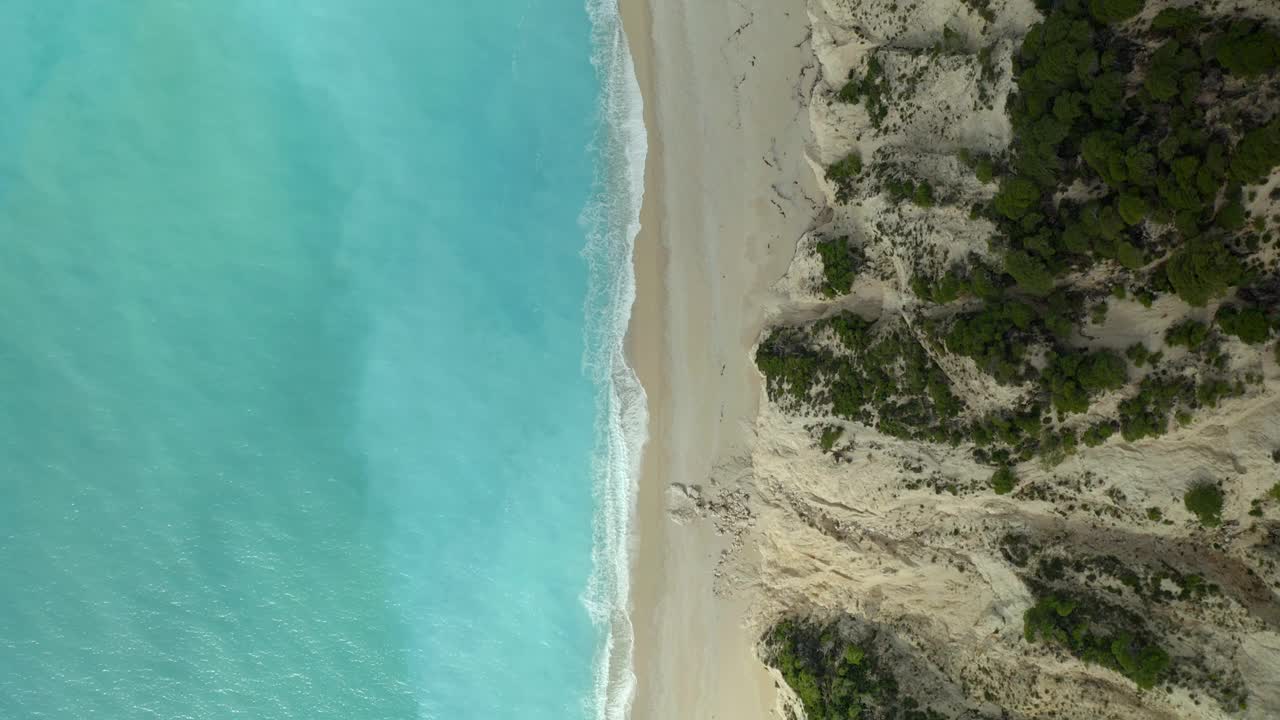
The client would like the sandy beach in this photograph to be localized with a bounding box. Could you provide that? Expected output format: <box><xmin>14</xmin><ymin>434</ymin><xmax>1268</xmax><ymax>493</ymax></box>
<box><xmin>618</xmin><ymin>0</ymin><xmax>821</xmax><ymax>717</ymax></box>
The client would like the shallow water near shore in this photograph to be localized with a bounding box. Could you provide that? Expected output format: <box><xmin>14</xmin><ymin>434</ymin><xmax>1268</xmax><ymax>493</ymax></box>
<box><xmin>0</xmin><ymin>2</ymin><xmax>643</xmax><ymax>718</ymax></box>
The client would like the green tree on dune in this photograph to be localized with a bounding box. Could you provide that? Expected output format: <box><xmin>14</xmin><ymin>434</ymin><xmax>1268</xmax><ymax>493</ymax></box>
<box><xmin>1090</xmin><ymin>0</ymin><xmax>1144</xmax><ymax>24</ymax></box>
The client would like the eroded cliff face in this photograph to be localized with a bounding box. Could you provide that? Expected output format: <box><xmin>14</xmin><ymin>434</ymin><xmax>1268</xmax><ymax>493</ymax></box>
<box><xmin>715</xmin><ymin>0</ymin><xmax>1280</xmax><ymax>717</ymax></box>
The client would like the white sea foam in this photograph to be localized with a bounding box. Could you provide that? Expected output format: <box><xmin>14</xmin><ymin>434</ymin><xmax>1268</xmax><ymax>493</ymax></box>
<box><xmin>580</xmin><ymin>1</ymin><xmax>648</xmax><ymax>719</ymax></box>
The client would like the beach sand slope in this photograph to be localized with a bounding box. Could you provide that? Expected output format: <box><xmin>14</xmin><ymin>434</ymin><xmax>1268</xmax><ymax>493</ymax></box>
<box><xmin>621</xmin><ymin>0</ymin><xmax>822</xmax><ymax>717</ymax></box>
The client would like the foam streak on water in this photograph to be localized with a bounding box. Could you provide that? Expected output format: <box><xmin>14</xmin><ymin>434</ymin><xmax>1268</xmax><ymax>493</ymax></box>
<box><xmin>581</xmin><ymin>1</ymin><xmax>648</xmax><ymax>719</ymax></box>
<box><xmin>0</xmin><ymin>2</ymin><xmax>618</xmax><ymax>718</ymax></box>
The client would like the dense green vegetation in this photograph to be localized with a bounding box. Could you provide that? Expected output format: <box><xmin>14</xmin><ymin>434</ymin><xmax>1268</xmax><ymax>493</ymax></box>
<box><xmin>827</xmin><ymin>152</ymin><xmax>864</xmax><ymax>204</ymax></box>
<box><xmin>990</xmin><ymin>465</ymin><xmax>1018</xmax><ymax>495</ymax></box>
<box><xmin>942</xmin><ymin>299</ymin><xmax>1041</xmax><ymax>383</ymax></box>
<box><xmin>988</xmin><ymin>1</ymin><xmax>1280</xmax><ymax>305</ymax></box>
<box><xmin>1216</xmin><ymin>303</ymin><xmax>1273</xmax><ymax>344</ymax></box>
<box><xmin>816</xmin><ymin>236</ymin><xmax>864</xmax><ymax>297</ymax></box>
<box><xmin>1124</xmin><ymin>342</ymin><xmax>1161</xmax><ymax>367</ymax></box>
<box><xmin>1023</xmin><ymin>592</ymin><xmax>1170</xmax><ymax>689</ymax></box>
<box><xmin>1117</xmin><ymin>375</ymin><xmax>1193</xmax><ymax>441</ymax></box>
<box><xmin>1042</xmin><ymin>349</ymin><xmax>1127</xmax><ymax>414</ymax></box>
<box><xmin>756</xmin><ymin>314</ymin><xmax>967</xmax><ymax>445</ymax></box>
<box><xmin>764</xmin><ymin>1</ymin><xmax>1280</xmax><ymax>484</ymax></box>
<box><xmin>1184</xmin><ymin>482</ymin><xmax>1224</xmax><ymax>527</ymax></box>
<box><xmin>766</xmin><ymin>620</ymin><xmax>962</xmax><ymax>719</ymax></box>
<box><xmin>910</xmin><ymin>261</ymin><xmax>1002</xmax><ymax>306</ymax></box>
<box><xmin>1165</xmin><ymin>319</ymin><xmax>1209</xmax><ymax>349</ymax></box>
<box><xmin>757</xmin><ymin>306</ymin><xmax>1248</xmax><ymax>472</ymax></box>
<box><xmin>1213</xmin><ymin>21</ymin><xmax>1280</xmax><ymax>78</ymax></box>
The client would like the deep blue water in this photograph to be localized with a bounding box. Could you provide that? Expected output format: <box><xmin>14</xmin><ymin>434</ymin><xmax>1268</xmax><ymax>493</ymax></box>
<box><xmin>0</xmin><ymin>2</ymin><xmax>645</xmax><ymax>718</ymax></box>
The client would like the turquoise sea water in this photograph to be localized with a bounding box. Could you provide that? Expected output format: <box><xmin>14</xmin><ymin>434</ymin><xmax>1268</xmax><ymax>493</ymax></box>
<box><xmin>0</xmin><ymin>2</ymin><xmax>646</xmax><ymax>718</ymax></box>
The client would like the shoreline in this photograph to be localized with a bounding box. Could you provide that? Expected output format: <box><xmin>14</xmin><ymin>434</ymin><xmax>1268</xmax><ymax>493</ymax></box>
<box><xmin>615</xmin><ymin>0</ymin><xmax>822</xmax><ymax>717</ymax></box>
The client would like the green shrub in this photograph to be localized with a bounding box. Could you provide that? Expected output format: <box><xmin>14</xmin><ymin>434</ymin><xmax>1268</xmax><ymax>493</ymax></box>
<box><xmin>1089</xmin><ymin>0</ymin><xmax>1144</xmax><ymax>24</ymax></box>
<box><xmin>1197</xmin><ymin>377</ymin><xmax>1243</xmax><ymax>408</ymax></box>
<box><xmin>1213</xmin><ymin>21</ymin><xmax>1280</xmax><ymax>78</ymax></box>
<box><xmin>1144</xmin><ymin>40</ymin><xmax>1201</xmax><ymax>104</ymax></box>
<box><xmin>815</xmin><ymin>236</ymin><xmax>861</xmax><ymax>297</ymax></box>
<box><xmin>1166</xmin><ymin>239</ymin><xmax>1244</xmax><ymax>306</ymax></box>
<box><xmin>1125</xmin><ymin>343</ymin><xmax>1158</xmax><ymax>368</ymax></box>
<box><xmin>975</xmin><ymin>158</ymin><xmax>995</xmax><ymax>183</ymax></box>
<box><xmin>1005</xmin><ymin>250</ymin><xmax>1055</xmax><ymax>295</ymax></box>
<box><xmin>761</xmin><ymin>317</ymin><xmax>976</xmax><ymax>448</ymax></box>
<box><xmin>920</xmin><ymin>266</ymin><xmax>967</xmax><ymax>304</ymax></box>
<box><xmin>1117</xmin><ymin>193</ymin><xmax>1147</xmax><ymax>226</ymax></box>
<box><xmin>1184</xmin><ymin>482</ymin><xmax>1224</xmax><ymax>527</ymax></box>
<box><xmin>1216</xmin><ymin>305</ymin><xmax>1271</xmax><ymax>344</ymax></box>
<box><xmin>1083</xmin><ymin>422</ymin><xmax>1117</xmax><ymax>447</ymax></box>
<box><xmin>1116</xmin><ymin>241</ymin><xmax>1146</xmax><ymax>269</ymax></box>
<box><xmin>839</xmin><ymin>56</ymin><xmax>891</xmax><ymax>127</ymax></box>
<box><xmin>819</xmin><ymin>426</ymin><xmax>843</xmax><ymax>452</ymax></box>
<box><xmin>1043</xmin><ymin>350</ymin><xmax>1127</xmax><ymax>414</ymax></box>
<box><xmin>1229</xmin><ymin>120</ymin><xmax>1280</xmax><ymax>185</ymax></box>
<box><xmin>1024</xmin><ymin>592</ymin><xmax>1170</xmax><ymax>689</ymax></box>
<box><xmin>826</xmin><ymin>152</ymin><xmax>863</xmax><ymax>203</ymax></box>
<box><xmin>913</xmin><ymin>181</ymin><xmax>935</xmax><ymax>208</ymax></box>
<box><xmin>946</xmin><ymin>303</ymin><xmax>1038</xmax><ymax>383</ymax></box>
<box><xmin>1118</xmin><ymin>376</ymin><xmax>1194</xmax><ymax>441</ymax></box>
<box><xmin>991</xmin><ymin>465</ymin><xmax>1018</xmax><ymax>495</ymax></box>
<box><xmin>756</xmin><ymin>328</ymin><xmax>825</xmax><ymax>407</ymax></box>
<box><xmin>1082</xmin><ymin>131</ymin><xmax>1127</xmax><ymax>187</ymax></box>
<box><xmin>766</xmin><ymin>620</ymin><xmax>953</xmax><ymax>720</ymax></box>
<box><xmin>1040</xmin><ymin>428</ymin><xmax>1079</xmax><ymax>465</ymax></box>
<box><xmin>1151</xmin><ymin>7</ymin><xmax>1201</xmax><ymax>33</ymax></box>
<box><xmin>1165</xmin><ymin>319</ymin><xmax>1209</xmax><ymax>349</ymax></box>
<box><xmin>993</xmin><ymin>177</ymin><xmax>1041</xmax><ymax>220</ymax></box>
<box><xmin>1111</xmin><ymin>634</ymin><xmax>1171</xmax><ymax>690</ymax></box>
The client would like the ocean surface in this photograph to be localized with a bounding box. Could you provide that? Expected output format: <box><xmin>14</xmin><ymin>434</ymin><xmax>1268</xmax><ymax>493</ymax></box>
<box><xmin>0</xmin><ymin>2</ymin><xmax>646</xmax><ymax>719</ymax></box>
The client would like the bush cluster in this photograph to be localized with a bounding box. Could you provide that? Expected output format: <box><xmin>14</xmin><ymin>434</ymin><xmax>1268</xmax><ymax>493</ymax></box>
<box><xmin>1117</xmin><ymin>375</ymin><xmax>1194</xmax><ymax>441</ymax></box>
<box><xmin>815</xmin><ymin>235</ymin><xmax>864</xmax><ymax>297</ymax></box>
<box><xmin>911</xmin><ymin>262</ymin><xmax>1003</xmax><ymax>304</ymax></box>
<box><xmin>988</xmin><ymin>1</ymin><xmax>1280</xmax><ymax>305</ymax></box>
<box><xmin>1216</xmin><ymin>303</ymin><xmax>1272</xmax><ymax>344</ymax></box>
<box><xmin>1184</xmin><ymin>482</ymin><xmax>1224</xmax><ymax>527</ymax></box>
<box><xmin>756</xmin><ymin>316</ymin><xmax>966</xmax><ymax>446</ymax></box>
<box><xmin>990</xmin><ymin>465</ymin><xmax>1018</xmax><ymax>494</ymax></box>
<box><xmin>944</xmin><ymin>302</ymin><xmax>1040</xmax><ymax>383</ymax></box>
<box><xmin>1023</xmin><ymin>593</ymin><xmax>1170</xmax><ymax>689</ymax></box>
<box><xmin>766</xmin><ymin>620</ymin><xmax>952</xmax><ymax>720</ymax></box>
<box><xmin>838</xmin><ymin>55</ymin><xmax>891</xmax><ymax>129</ymax></box>
<box><xmin>827</xmin><ymin>152</ymin><xmax>864</xmax><ymax>204</ymax></box>
<box><xmin>1164</xmin><ymin>319</ymin><xmax>1209</xmax><ymax>349</ymax></box>
<box><xmin>885</xmin><ymin>177</ymin><xmax>936</xmax><ymax>208</ymax></box>
<box><xmin>1042</xmin><ymin>349</ymin><xmax>1127</xmax><ymax>414</ymax></box>
<box><xmin>1212</xmin><ymin>21</ymin><xmax>1280</xmax><ymax>78</ymax></box>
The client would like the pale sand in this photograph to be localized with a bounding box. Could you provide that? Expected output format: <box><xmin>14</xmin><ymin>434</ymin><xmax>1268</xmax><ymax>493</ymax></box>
<box><xmin>618</xmin><ymin>0</ymin><xmax>821</xmax><ymax>717</ymax></box>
